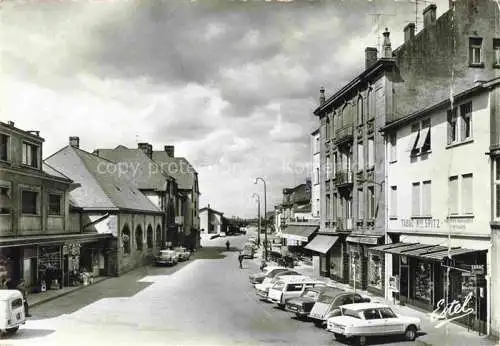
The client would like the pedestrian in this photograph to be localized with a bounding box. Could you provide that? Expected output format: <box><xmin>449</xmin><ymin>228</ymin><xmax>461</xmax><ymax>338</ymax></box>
<box><xmin>16</xmin><ymin>279</ymin><xmax>31</xmax><ymax>317</ymax></box>
<box><xmin>260</xmin><ymin>260</ymin><xmax>267</xmax><ymax>272</ymax></box>
<box><xmin>225</xmin><ymin>240</ymin><xmax>230</xmax><ymax>251</ymax></box>
<box><xmin>238</xmin><ymin>252</ymin><xmax>243</xmax><ymax>269</ymax></box>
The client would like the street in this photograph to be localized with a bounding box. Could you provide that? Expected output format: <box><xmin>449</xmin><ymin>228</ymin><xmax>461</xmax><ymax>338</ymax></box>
<box><xmin>0</xmin><ymin>231</ymin><xmax>493</xmax><ymax>346</ymax></box>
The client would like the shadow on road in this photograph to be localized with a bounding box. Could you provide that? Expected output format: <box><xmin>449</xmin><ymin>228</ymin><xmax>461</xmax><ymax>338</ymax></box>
<box><xmin>2</xmin><ymin>328</ymin><xmax>55</xmax><ymax>341</ymax></box>
<box><xmin>30</xmin><ymin>246</ymin><xmax>234</xmax><ymax>320</ymax></box>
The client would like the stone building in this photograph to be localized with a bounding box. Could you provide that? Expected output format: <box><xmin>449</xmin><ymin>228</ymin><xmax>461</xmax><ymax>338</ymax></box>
<box><xmin>311</xmin><ymin>128</ymin><xmax>321</xmax><ymax>219</ymax></box>
<box><xmin>45</xmin><ymin>137</ymin><xmax>163</xmax><ymax>276</ymax></box>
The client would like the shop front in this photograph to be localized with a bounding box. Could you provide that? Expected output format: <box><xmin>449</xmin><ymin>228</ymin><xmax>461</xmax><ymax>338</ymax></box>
<box><xmin>346</xmin><ymin>234</ymin><xmax>384</xmax><ymax>293</ymax></box>
<box><xmin>304</xmin><ymin>233</ymin><xmax>344</xmax><ymax>281</ymax></box>
<box><xmin>279</xmin><ymin>224</ymin><xmax>318</xmax><ymax>260</ymax></box>
<box><xmin>373</xmin><ymin>242</ymin><xmax>488</xmax><ymax>334</ymax></box>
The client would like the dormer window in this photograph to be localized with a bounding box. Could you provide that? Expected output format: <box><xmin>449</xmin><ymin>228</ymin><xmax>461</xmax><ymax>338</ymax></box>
<box><xmin>22</xmin><ymin>142</ymin><xmax>39</xmax><ymax>168</ymax></box>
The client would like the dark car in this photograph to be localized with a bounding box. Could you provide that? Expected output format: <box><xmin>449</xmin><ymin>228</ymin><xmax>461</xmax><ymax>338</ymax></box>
<box><xmin>309</xmin><ymin>287</ymin><xmax>371</xmax><ymax>327</ymax></box>
<box><xmin>285</xmin><ymin>285</ymin><xmax>325</xmax><ymax>319</ymax></box>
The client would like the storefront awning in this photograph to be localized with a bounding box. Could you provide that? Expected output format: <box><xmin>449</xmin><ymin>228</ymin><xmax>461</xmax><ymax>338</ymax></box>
<box><xmin>346</xmin><ymin>235</ymin><xmax>383</xmax><ymax>245</ymax></box>
<box><xmin>0</xmin><ymin>233</ymin><xmax>113</xmax><ymax>247</ymax></box>
<box><xmin>304</xmin><ymin>235</ymin><xmax>339</xmax><ymax>254</ymax></box>
<box><xmin>370</xmin><ymin>242</ymin><xmax>413</xmax><ymax>252</ymax></box>
<box><xmin>421</xmin><ymin>247</ymin><xmax>485</xmax><ymax>261</ymax></box>
<box><xmin>371</xmin><ymin>242</ymin><xmax>486</xmax><ymax>262</ymax></box>
<box><xmin>280</xmin><ymin>225</ymin><xmax>318</xmax><ymax>242</ymax></box>
<box><xmin>385</xmin><ymin>243</ymin><xmax>422</xmax><ymax>254</ymax></box>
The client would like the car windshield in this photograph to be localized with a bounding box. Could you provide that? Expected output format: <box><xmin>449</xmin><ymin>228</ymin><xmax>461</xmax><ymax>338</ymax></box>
<box><xmin>379</xmin><ymin>307</ymin><xmax>397</xmax><ymax>318</ymax></box>
<box><xmin>316</xmin><ymin>288</ymin><xmax>343</xmax><ymax>304</ymax></box>
<box><xmin>342</xmin><ymin>308</ymin><xmax>362</xmax><ymax>319</ymax></box>
<box><xmin>301</xmin><ymin>288</ymin><xmax>320</xmax><ymax>299</ymax></box>
<box><xmin>272</xmin><ymin>281</ymin><xmax>285</xmax><ymax>290</ymax></box>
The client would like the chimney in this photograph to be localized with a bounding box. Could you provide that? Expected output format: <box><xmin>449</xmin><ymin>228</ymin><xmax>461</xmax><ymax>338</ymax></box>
<box><xmin>69</xmin><ymin>136</ymin><xmax>80</xmax><ymax>148</ymax></box>
<box><xmin>319</xmin><ymin>87</ymin><xmax>325</xmax><ymax>105</ymax></box>
<box><xmin>208</xmin><ymin>204</ymin><xmax>211</xmax><ymax>210</ymax></box>
<box><xmin>7</xmin><ymin>121</ymin><xmax>14</xmax><ymax>127</ymax></box>
<box><xmin>164</xmin><ymin>145</ymin><xmax>175</xmax><ymax>157</ymax></box>
<box><xmin>404</xmin><ymin>23</ymin><xmax>415</xmax><ymax>42</ymax></box>
<box><xmin>423</xmin><ymin>4</ymin><xmax>437</xmax><ymax>28</ymax></box>
<box><xmin>365</xmin><ymin>47</ymin><xmax>378</xmax><ymax>68</ymax></box>
<box><xmin>138</xmin><ymin>142</ymin><xmax>153</xmax><ymax>159</ymax></box>
<box><xmin>382</xmin><ymin>28</ymin><xmax>392</xmax><ymax>58</ymax></box>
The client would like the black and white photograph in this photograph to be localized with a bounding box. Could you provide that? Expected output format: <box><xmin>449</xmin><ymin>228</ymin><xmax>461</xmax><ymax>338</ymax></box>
<box><xmin>0</xmin><ymin>0</ymin><xmax>499</xmax><ymax>345</ymax></box>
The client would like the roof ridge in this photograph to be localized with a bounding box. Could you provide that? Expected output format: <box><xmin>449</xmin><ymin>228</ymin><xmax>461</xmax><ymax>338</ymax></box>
<box><xmin>42</xmin><ymin>161</ymin><xmax>73</xmax><ymax>181</ymax></box>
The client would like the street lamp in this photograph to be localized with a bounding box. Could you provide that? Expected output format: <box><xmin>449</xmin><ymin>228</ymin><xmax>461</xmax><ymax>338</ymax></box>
<box><xmin>252</xmin><ymin>193</ymin><xmax>261</xmax><ymax>247</ymax></box>
<box><xmin>255</xmin><ymin>177</ymin><xmax>268</xmax><ymax>261</ymax></box>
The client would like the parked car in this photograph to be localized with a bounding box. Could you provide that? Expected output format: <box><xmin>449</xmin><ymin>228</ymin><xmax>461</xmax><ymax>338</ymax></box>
<box><xmin>267</xmin><ymin>277</ymin><xmax>324</xmax><ymax>308</ymax></box>
<box><xmin>173</xmin><ymin>247</ymin><xmax>191</xmax><ymax>261</ymax></box>
<box><xmin>248</xmin><ymin>266</ymin><xmax>288</xmax><ymax>285</ymax></box>
<box><xmin>285</xmin><ymin>285</ymin><xmax>326</xmax><ymax>319</ymax></box>
<box><xmin>219</xmin><ymin>232</ymin><xmax>226</xmax><ymax>237</ymax></box>
<box><xmin>0</xmin><ymin>290</ymin><xmax>26</xmax><ymax>336</ymax></box>
<box><xmin>254</xmin><ymin>271</ymin><xmax>302</xmax><ymax>300</ymax></box>
<box><xmin>309</xmin><ymin>287</ymin><xmax>370</xmax><ymax>327</ymax></box>
<box><xmin>326</xmin><ymin>303</ymin><xmax>421</xmax><ymax>346</ymax></box>
<box><xmin>155</xmin><ymin>249</ymin><xmax>178</xmax><ymax>266</ymax></box>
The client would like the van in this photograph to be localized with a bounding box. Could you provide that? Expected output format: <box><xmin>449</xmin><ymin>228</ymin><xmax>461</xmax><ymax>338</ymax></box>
<box><xmin>267</xmin><ymin>276</ymin><xmax>324</xmax><ymax>308</ymax></box>
<box><xmin>0</xmin><ymin>290</ymin><xmax>26</xmax><ymax>335</ymax></box>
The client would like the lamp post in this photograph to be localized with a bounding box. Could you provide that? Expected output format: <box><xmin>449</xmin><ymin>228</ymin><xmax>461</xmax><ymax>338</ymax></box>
<box><xmin>252</xmin><ymin>193</ymin><xmax>261</xmax><ymax>247</ymax></box>
<box><xmin>255</xmin><ymin>177</ymin><xmax>268</xmax><ymax>261</ymax></box>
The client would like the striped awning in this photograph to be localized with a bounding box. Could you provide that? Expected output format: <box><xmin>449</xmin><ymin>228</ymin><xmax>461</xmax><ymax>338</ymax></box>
<box><xmin>304</xmin><ymin>235</ymin><xmax>339</xmax><ymax>254</ymax></box>
<box><xmin>280</xmin><ymin>225</ymin><xmax>318</xmax><ymax>242</ymax></box>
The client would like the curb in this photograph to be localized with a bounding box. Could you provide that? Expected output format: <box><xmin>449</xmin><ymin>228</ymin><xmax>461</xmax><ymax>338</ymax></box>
<box><xmin>30</xmin><ymin>277</ymin><xmax>112</xmax><ymax>308</ymax></box>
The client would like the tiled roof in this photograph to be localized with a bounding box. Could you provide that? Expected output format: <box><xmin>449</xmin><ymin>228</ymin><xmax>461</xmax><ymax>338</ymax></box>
<box><xmin>94</xmin><ymin>147</ymin><xmax>172</xmax><ymax>191</ymax></box>
<box><xmin>152</xmin><ymin>152</ymin><xmax>197</xmax><ymax>190</ymax></box>
<box><xmin>45</xmin><ymin>146</ymin><xmax>161</xmax><ymax>213</ymax></box>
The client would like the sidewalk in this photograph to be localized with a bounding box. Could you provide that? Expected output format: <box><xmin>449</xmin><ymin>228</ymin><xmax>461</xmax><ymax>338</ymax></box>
<box><xmin>29</xmin><ymin>276</ymin><xmax>110</xmax><ymax>308</ymax></box>
<box><xmin>253</xmin><ymin>250</ymin><xmax>498</xmax><ymax>345</ymax></box>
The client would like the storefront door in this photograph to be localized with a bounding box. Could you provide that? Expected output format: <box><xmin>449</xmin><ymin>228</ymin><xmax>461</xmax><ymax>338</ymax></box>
<box><xmin>400</xmin><ymin>264</ymin><xmax>409</xmax><ymax>302</ymax></box>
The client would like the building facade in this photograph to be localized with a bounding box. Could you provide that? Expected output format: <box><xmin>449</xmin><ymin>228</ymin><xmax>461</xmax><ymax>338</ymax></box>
<box><xmin>311</xmin><ymin>128</ymin><xmax>321</xmax><ymax>219</ymax></box>
<box><xmin>199</xmin><ymin>205</ymin><xmax>224</xmax><ymax>236</ymax></box>
<box><xmin>0</xmin><ymin>122</ymin><xmax>112</xmax><ymax>292</ymax></box>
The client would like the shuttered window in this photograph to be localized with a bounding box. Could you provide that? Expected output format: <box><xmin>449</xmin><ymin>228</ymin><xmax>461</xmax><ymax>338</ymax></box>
<box><xmin>412</xmin><ymin>182</ymin><xmax>420</xmax><ymax>216</ymax></box>
<box><xmin>357</xmin><ymin>188</ymin><xmax>364</xmax><ymax>219</ymax></box>
<box><xmin>449</xmin><ymin>176</ymin><xmax>459</xmax><ymax>215</ymax></box>
<box><xmin>462</xmin><ymin>174</ymin><xmax>473</xmax><ymax>214</ymax></box>
<box><xmin>357</xmin><ymin>143</ymin><xmax>364</xmax><ymax>171</ymax></box>
<box><xmin>422</xmin><ymin>181</ymin><xmax>431</xmax><ymax>216</ymax></box>
<box><xmin>390</xmin><ymin>186</ymin><xmax>397</xmax><ymax>218</ymax></box>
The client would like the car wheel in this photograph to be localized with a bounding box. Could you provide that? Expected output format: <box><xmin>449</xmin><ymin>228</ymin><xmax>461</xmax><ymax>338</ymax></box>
<box><xmin>313</xmin><ymin>320</ymin><xmax>323</xmax><ymax>328</ymax></box>
<box><xmin>355</xmin><ymin>336</ymin><xmax>367</xmax><ymax>346</ymax></box>
<box><xmin>333</xmin><ymin>333</ymin><xmax>345</xmax><ymax>341</ymax></box>
<box><xmin>6</xmin><ymin>327</ymin><xmax>18</xmax><ymax>334</ymax></box>
<box><xmin>405</xmin><ymin>325</ymin><xmax>417</xmax><ymax>341</ymax></box>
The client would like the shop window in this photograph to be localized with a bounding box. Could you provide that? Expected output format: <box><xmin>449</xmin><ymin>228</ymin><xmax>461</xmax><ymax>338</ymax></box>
<box><xmin>0</xmin><ymin>186</ymin><xmax>11</xmax><ymax>214</ymax></box>
<box><xmin>414</xmin><ymin>261</ymin><xmax>433</xmax><ymax>304</ymax></box>
<box><xmin>469</xmin><ymin>37</ymin><xmax>483</xmax><ymax>66</ymax></box>
<box><xmin>369</xmin><ymin>254</ymin><xmax>382</xmax><ymax>289</ymax></box>
<box><xmin>21</xmin><ymin>190</ymin><xmax>38</xmax><ymax>215</ymax></box>
<box><xmin>147</xmin><ymin>225</ymin><xmax>153</xmax><ymax>249</ymax></box>
<box><xmin>0</xmin><ymin>134</ymin><xmax>9</xmax><ymax>161</ymax></box>
<box><xmin>48</xmin><ymin>194</ymin><xmax>62</xmax><ymax>215</ymax></box>
<box><xmin>135</xmin><ymin>226</ymin><xmax>143</xmax><ymax>251</ymax></box>
<box><xmin>122</xmin><ymin>226</ymin><xmax>131</xmax><ymax>254</ymax></box>
<box><xmin>22</xmin><ymin>142</ymin><xmax>39</xmax><ymax>168</ymax></box>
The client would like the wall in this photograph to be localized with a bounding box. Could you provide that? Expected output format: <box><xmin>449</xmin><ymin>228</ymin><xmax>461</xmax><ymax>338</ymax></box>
<box><xmin>199</xmin><ymin>210</ymin><xmax>208</xmax><ymax>233</ymax></box>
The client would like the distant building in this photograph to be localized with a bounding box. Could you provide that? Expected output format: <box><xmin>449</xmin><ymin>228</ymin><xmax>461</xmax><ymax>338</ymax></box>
<box><xmin>200</xmin><ymin>205</ymin><xmax>223</xmax><ymax>236</ymax></box>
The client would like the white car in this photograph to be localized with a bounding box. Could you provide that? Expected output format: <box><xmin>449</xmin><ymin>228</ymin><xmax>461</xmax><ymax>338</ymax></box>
<box><xmin>326</xmin><ymin>303</ymin><xmax>421</xmax><ymax>346</ymax></box>
<box><xmin>254</xmin><ymin>273</ymin><xmax>302</xmax><ymax>300</ymax></box>
<box><xmin>267</xmin><ymin>277</ymin><xmax>324</xmax><ymax>308</ymax></box>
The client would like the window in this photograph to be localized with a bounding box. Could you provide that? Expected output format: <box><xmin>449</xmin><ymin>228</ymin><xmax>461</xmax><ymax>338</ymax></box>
<box><xmin>286</xmin><ymin>284</ymin><xmax>304</xmax><ymax>292</ymax></box>
<box><xmin>315</xmin><ymin>137</ymin><xmax>320</xmax><ymax>153</ymax></box>
<box><xmin>409</xmin><ymin>120</ymin><xmax>431</xmax><ymax>155</ymax></box>
<box><xmin>364</xmin><ymin>309</ymin><xmax>382</xmax><ymax>320</ymax></box>
<box><xmin>315</xmin><ymin>168</ymin><xmax>319</xmax><ymax>185</ymax></box>
<box><xmin>469</xmin><ymin>37</ymin><xmax>483</xmax><ymax>65</ymax></box>
<box><xmin>0</xmin><ymin>134</ymin><xmax>8</xmax><ymax>161</ymax></box>
<box><xmin>422</xmin><ymin>181</ymin><xmax>431</xmax><ymax>216</ymax></box>
<box><xmin>408</xmin><ymin>123</ymin><xmax>420</xmax><ymax>155</ymax></box>
<box><xmin>368</xmin><ymin>138</ymin><xmax>374</xmax><ymax>168</ymax></box>
<box><xmin>326</xmin><ymin>155</ymin><xmax>331</xmax><ymax>180</ymax></box>
<box><xmin>460</xmin><ymin>102</ymin><xmax>472</xmax><ymax>140</ymax></box>
<box><xmin>447</xmin><ymin>108</ymin><xmax>458</xmax><ymax>144</ymax></box>
<box><xmin>21</xmin><ymin>190</ymin><xmax>38</xmax><ymax>215</ymax></box>
<box><xmin>48</xmin><ymin>194</ymin><xmax>62</xmax><ymax>215</ymax></box>
<box><xmin>325</xmin><ymin>118</ymin><xmax>330</xmax><ymax>140</ymax></box>
<box><xmin>357</xmin><ymin>188</ymin><xmax>364</xmax><ymax>220</ymax></box>
<box><xmin>449</xmin><ymin>176</ymin><xmax>459</xmax><ymax>215</ymax></box>
<box><xmin>333</xmin><ymin>193</ymin><xmax>338</xmax><ymax>219</ymax></box>
<box><xmin>147</xmin><ymin>226</ymin><xmax>153</xmax><ymax>249</ymax></box>
<box><xmin>357</xmin><ymin>97</ymin><xmax>363</xmax><ymax>125</ymax></box>
<box><xmin>496</xmin><ymin>159</ymin><xmax>500</xmax><ymax>219</ymax></box>
<box><xmin>389</xmin><ymin>133</ymin><xmax>397</xmax><ymax>162</ymax></box>
<box><xmin>333</xmin><ymin>153</ymin><xmax>337</xmax><ymax>176</ymax></box>
<box><xmin>412</xmin><ymin>182</ymin><xmax>420</xmax><ymax>216</ymax></box>
<box><xmin>122</xmin><ymin>226</ymin><xmax>131</xmax><ymax>254</ymax></box>
<box><xmin>379</xmin><ymin>308</ymin><xmax>397</xmax><ymax>319</ymax></box>
<box><xmin>357</xmin><ymin>143</ymin><xmax>364</xmax><ymax>171</ymax></box>
<box><xmin>135</xmin><ymin>226</ymin><xmax>143</xmax><ymax>251</ymax></box>
<box><xmin>494</xmin><ymin>38</ymin><xmax>500</xmax><ymax>66</ymax></box>
<box><xmin>462</xmin><ymin>174</ymin><xmax>473</xmax><ymax>214</ymax></box>
<box><xmin>11</xmin><ymin>298</ymin><xmax>23</xmax><ymax>310</ymax></box>
<box><xmin>369</xmin><ymin>254</ymin><xmax>382</xmax><ymax>289</ymax></box>
<box><xmin>367</xmin><ymin>186</ymin><xmax>375</xmax><ymax>219</ymax></box>
<box><xmin>325</xmin><ymin>194</ymin><xmax>331</xmax><ymax>220</ymax></box>
<box><xmin>22</xmin><ymin>142</ymin><xmax>39</xmax><ymax>168</ymax></box>
<box><xmin>316</xmin><ymin>199</ymin><xmax>320</xmax><ymax>216</ymax></box>
<box><xmin>0</xmin><ymin>186</ymin><xmax>11</xmax><ymax>214</ymax></box>
<box><xmin>390</xmin><ymin>186</ymin><xmax>397</xmax><ymax>218</ymax></box>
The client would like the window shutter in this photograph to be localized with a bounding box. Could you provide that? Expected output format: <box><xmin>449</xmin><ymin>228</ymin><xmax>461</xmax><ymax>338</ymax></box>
<box><xmin>449</xmin><ymin>176</ymin><xmax>458</xmax><ymax>214</ymax></box>
<box><xmin>447</xmin><ymin>110</ymin><xmax>453</xmax><ymax>144</ymax></box>
<box><xmin>462</xmin><ymin>174</ymin><xmax>473</xmax><ymax>214</ymax></box>
<box><xmin>412</xmin><ymin>183</ymin><xmax>420</xmax><ymax>216</ymax></box>
<box><xmin>422</xmin><ymin>181</ymin><xmax>431</xmax><ymax>216</ymax></box>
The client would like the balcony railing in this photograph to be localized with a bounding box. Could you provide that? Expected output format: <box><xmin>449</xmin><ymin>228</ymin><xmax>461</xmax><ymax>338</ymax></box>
<box><xmin>335</xmin><ymin>170</ymin><xmax>354</xmax><ymax>187</ymax></box>
<box><xmin>336</xmin><ymin>218</ymin><xmax>353</xmax><ymax>232</ymax></box>
<box><xmin>334</xmin><ymin>125</ymin><xmax>354</xmax><ymax>145</ymax></box>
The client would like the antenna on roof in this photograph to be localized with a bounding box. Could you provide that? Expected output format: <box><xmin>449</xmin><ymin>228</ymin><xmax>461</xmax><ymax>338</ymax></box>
<box><xmin>399</xmin><ymin>0</ymin><xmax>434</xmax><ymax>33</ymax></box>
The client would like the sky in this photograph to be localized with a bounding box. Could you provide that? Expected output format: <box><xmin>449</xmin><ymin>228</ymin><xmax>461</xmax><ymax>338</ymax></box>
<box><xmin>0</xmin><ymin>0</ymin><xmax>450</xmax><ymax>218</ymax></box>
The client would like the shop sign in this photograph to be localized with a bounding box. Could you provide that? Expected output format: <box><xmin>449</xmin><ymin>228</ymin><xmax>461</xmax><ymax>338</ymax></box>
<box><xmin>401</xmin><ymin>219</ymin><xmax>440</xmax><ymax>229</ymax></box>
<box><xmin>430</xmin><ymin>292</ymin><xmax>475</xmax><ymax>328</ymax></box>
<box><xmin>471</xmin><ymin>265</ymin><xmax>485</xmax><ymax>275</ymax></box>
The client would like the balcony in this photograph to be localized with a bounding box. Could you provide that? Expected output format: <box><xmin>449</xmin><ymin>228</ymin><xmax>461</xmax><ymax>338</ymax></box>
<box><xmin>336</xmin><ymin>218</ymin><xmax>353</xmax><ymax>232</ymax></box>
<box><xmin>335</xmin><ymin>170</ymin><xmax>354</xmax><ymax>188</ymax></box>
<box><xmin>367</xmin><ymin>119</ymin><xmax>375</xmax><ymax>134</ymax></box>
<box><xmin>334</xmin><ymin>125</ymin><xmax>354</xmax><ymax>146</ymax></box>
